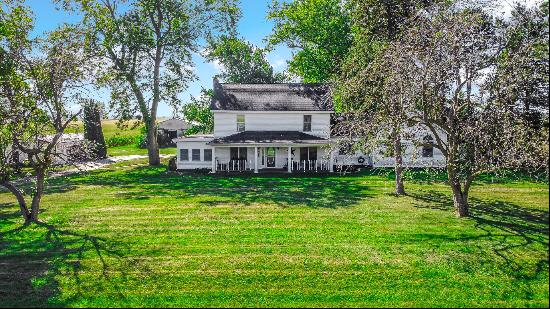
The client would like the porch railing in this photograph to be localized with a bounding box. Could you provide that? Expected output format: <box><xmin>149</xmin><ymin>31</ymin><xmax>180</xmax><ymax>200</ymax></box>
<box><xmin>292</xmin><ymin>160</ymin><xmax>331</xmax><ymax>172</ymax></box>
<box><xmin>217</xmin><ymin>159</ymin><xmax>252</xmax><ymax>172</ymax></box>
<box><xmin>216</xmin><ymin>159</ymin><xmax>332</xmax><ymax>172</ymax></box>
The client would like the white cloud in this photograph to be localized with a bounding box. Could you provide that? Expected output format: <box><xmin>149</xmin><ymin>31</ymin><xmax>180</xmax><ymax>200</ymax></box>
<box><xmin>267</xmin><ymin>53</ymin><xmax>288</xmax><ymax>70</ymax></box>
<box><xmin>211</xmin><ymin>59</ymin><xmax>225</xmax><ymax>73</ymax></box>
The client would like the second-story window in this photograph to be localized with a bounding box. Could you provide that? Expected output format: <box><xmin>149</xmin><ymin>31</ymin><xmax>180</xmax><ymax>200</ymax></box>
<box><xmin>422</xmin><ymin>135</ymin><xmax>434</xmax><ymax>158</ymax></box>
<box><xmin>237</xmin><ymin>114</ymin><xmax>245</xmax><ymax>132</ymax></box>
<box><xmin>303</xmin><ymin>115</ymin><xmax>312</xmax><ymax>132</ymax></box>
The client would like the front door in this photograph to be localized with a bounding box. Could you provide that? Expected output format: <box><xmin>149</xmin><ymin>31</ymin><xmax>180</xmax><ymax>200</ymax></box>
<box><xmin>265</xmin><ymin>147</ymin><xmax>276</xmax><ymax>167</ymax></box>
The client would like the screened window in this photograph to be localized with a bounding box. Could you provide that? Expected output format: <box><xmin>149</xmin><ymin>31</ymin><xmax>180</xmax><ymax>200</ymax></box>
<box><xmin>303</xmin><ymin>115</ymin><xmax>312</xmax><ymax>132</ymax></box>
<box><xmin>237</xmin><ymin>115</ymin><xmax>245</xmax><ymax>132</ymax></box>
<box><xmin>192</xmin><ymin>149</ymin><xmax>201</xmax><ymax>161</ymax></box>
<box><xmin>230</xmin><ymin>147</ymin><xmax>247</xmax><ymax>160</ymax></box>
<box><xmin>300</xmin><ymin>147</ymin><xmax>317</xmax><ymax>161</ymax></box>
<box><xmin>180</xmin><ymin>149</ymin><xmax>188</xmax><ymax>161</ymax></box>
<box><xmin>422</xmin><ymin>135</ymin><xmax>434</xmax><ymax>158</ymax></box>
<box><xmin>204</xmin><ymin>149</ymin><xmax>212</xmax><ymax>161</ymax></box>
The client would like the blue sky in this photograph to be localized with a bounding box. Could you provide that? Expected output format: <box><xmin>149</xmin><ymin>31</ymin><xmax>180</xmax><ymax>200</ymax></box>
<box><xmin>25</xmin><ymin>0</ymin><xmax>293</xmax><ymax>117</ymax></box>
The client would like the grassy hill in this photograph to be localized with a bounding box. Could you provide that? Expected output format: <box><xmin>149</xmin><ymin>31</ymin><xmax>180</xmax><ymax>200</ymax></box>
<box><xmin>0</xmin><ymin>161</ymin><xmax>548</xmax><ymax>307</ymax></box>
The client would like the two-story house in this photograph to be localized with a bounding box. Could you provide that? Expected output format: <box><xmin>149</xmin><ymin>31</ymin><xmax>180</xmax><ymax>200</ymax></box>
<box><xmin>174</xmin><ymin>79</ymin><xmax>446</xmax><ymax>173</ymax></box>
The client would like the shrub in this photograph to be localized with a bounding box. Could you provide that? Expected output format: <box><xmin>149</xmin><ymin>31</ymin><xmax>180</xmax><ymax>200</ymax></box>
<box><xmin>105</xmin><ymin>136</ymin><xmax>139</xmax><ymax>147</ymax></box>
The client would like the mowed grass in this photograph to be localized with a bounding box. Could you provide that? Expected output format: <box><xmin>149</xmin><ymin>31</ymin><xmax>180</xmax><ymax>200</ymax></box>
<box><xmin>106</xmin><ymin>145</ymin><xmax>176</xmax><ymax>157</ymax></box>
<box><xmin>0</xmin><ymin>160</ymin><xmax>548</xmax><ymax>308</ymax></box>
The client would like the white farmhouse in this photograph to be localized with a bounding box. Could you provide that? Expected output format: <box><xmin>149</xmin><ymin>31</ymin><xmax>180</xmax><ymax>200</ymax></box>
<box><xmin>174</xmin><ymin>79</ymin><xmax>445</xmax><ymax>173</ymax></box>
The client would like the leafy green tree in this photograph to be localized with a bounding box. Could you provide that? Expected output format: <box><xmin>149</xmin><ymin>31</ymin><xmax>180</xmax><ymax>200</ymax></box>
<box><xmin>1</xmin><ymin>1</ymin><xmax>91</xmax><ymax>223</ymax></box>
<box><xmin>205</xmin><ymin>35</ymin><xmax>286</xmax><ymax>83</ymax></box>
<box><xmin>182</xmin><ymin>89</ymin><xmax>214</xmax><ymax>135</ymax></box>
<box><xmin>267</xmin><ymin>0</ymin><xmax>352</xmax><ymax>82</ymax></box>
<box><xmin>336</xmin><ymin>0</ymin><xmax>438</xmax><ymax>195</ymax></box>
<box><xmin>376</xmin><ymin>2</ymin><xmax>548</xmax><ymax>217</ymax></box>
<box><xmin>493</xmin><ymin>1</ymin><xmax>549</xmax><ymax>129</ymax></box>
<box><xmin>57</xmin><ymin>0</ymin><xmax>240</xmax><ymax>166</ymax></box>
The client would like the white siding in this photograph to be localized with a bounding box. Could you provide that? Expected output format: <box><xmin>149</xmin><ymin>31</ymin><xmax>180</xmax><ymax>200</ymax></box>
<box><xmin>334</xmin><ymin>152</ymin><xmax>373</xmax><ymax>166</ymax></box>
<box><xmin>177</xmin><ymin>145</ymin><xmax>331</xmax><ymax>170</ymax></box>
<box><xmin>176</xmin><ymin>141</ymin><xmax>213</xmax><ymax>170</ymax></box>
<box><xmin>213</xmin><ymin>111</ymin><xmax>331</xmax><ymax>138</ymax></box>
<box><xmin>371</xmin><ymin>143</ymin><xmax>446</xmax><ymax>168</ymax></box>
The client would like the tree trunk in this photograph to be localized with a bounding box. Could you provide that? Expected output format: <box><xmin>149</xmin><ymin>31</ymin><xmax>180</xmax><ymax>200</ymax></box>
<box><xmin>30</xmin><ymin>169</ymin><xmax>45</xmax><ymax>222</ymax></box>
<box><xmin>450</xmin><ymin>182</ymin><xmax>469</xmax><ymax>217</ymax></box>
<box><xmin>147</xmin><ymin>122</ymin><xmax>161</xmax><ymax>166</ymax></box>
<box><xmin>447</xmin><ymin>164</ymin><xmax>470</xmax><ymax>217</ymax></box>
<box><xmin>393</xmin><ymin>135</ymin><xmax>405</xmax><ymax>195</ymax></box>
<box><xmin>1</xmin><ymin>180</ymin><xmax>31</xmax><ymax>223</ymax></box>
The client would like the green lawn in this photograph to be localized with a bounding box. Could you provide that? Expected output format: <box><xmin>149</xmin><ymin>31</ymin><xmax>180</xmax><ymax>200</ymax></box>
<box><xmin>0</xmin><ymin>160</ymin><xmax>548</xmax><ymax>307</ymax></box>
<box><xmin>107</xmin><ymin>145</ymin><xmax>176</xmax><ymax>157</ymax></box>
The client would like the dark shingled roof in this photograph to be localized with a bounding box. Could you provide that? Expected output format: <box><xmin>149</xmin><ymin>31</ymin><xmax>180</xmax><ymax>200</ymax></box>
<box><xmin>208</xmin><ymin>131</ymin><xmax>329</xmax><ymax>145</ymax></box>
<box><xmin>210</xmin><ymin>80</ymin><xmax>332</xmax><ymax>111</ymax></box>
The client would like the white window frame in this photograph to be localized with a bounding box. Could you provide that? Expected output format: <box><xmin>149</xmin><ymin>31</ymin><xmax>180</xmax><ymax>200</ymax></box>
<box><xmin>237</xmin><ymin>114</ymin><xmax>245</xmax><ymax>132</ymax></box>
<box><xmin>303</xmin><ymin>115</ymin><xmax>312</xmax><ymax>132</ymax></box>
<box><xmin>204</xmin><ymin>149</ymin><xmax>212</xmax><ymax>161</ymax></box>
<box><xmin>191</xmin><ymin>149</ymin><xmax>201</xmax><ymax>161</ymax></box>
<box><xmin>180</xmin><ymin>149</ymin><xmax>189</xmax><ymax>161</ymax></box>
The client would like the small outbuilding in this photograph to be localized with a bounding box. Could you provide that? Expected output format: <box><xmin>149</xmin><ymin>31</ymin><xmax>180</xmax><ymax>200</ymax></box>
<box><xmin>157</xmin><ymin>118</ymin><xmax>192</xmax><ymax>147</ymax></box>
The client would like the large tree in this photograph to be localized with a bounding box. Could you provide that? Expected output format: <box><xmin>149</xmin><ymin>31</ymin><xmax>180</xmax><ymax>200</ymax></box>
<box><xmin>1</xmin><ymin>1</ymin><xmax>91</xmax><ymax>223</ymax></box>
<box><xmin>267</xmin><ymin>0</ymin><xmax>352</xmax><ymax>82</ymax></box>
<box><xmin>379</xmin><ymin>1</ymin><xmax>548</xmax><ymax>217</ymax></box>
<box><xmin>58</xmin><ymin>0</ymin><xmax>240</xmax><ymax>166</ymax></box>
<box><xmin>336</xmin><ymin>0</ymin><xmax>437</xmax><ymax>195</ymax></box>
<box><xmin>493</xmin><ymin>1</ymin><xmax>549</xmax><ymax>129</ymax></box>
<box><xmin>205</xmin><ymin>35</ymin><xmax>287</xmax><ymax>83</ymax></box>
<box><xmin>182</xmin><ymin>88</ymin><xmax>214</xmax><ymax>135</ymax></box>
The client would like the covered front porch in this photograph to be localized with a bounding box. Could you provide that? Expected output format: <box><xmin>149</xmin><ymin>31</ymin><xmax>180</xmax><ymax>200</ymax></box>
<box><xmin>210</xmin><ymin>145</ymin><xmax>334</xmax><ymax>173</ymax></box>
<box><xmin>208</xmin><ymin>130</ymin><xmax>334</xmax><ymax>173</ymax></box>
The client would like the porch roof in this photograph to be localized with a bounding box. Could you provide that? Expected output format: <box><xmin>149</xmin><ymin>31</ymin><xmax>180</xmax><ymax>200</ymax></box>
<box><xmin>208</xmin><ymin>131</ymin><xmax>329</xmax><ymax>145</ymax></box>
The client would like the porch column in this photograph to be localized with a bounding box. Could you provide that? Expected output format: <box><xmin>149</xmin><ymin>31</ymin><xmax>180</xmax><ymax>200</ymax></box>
<box><xmin>254</xmin><ymin>146</ymin><xmax>258</xmax><ymax>173</ymax></box>
<box><xmin>211</xmin><ymin>146</ymin><xmax>216</xmax><ymax>173</ymax></box>
<box><xmin>329</xmin><ymin>149</ymin><xmax>334</xmax><ymax>172</ymax></box>
<box><xmin>287</xmin><ymin>146</ymin><xmax>292</xmax><ymax>173</ymax></box>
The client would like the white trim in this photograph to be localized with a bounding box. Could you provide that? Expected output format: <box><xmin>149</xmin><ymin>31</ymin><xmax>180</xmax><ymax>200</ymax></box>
<box><xmin>254</xmin><ymin>147</ymin><xmax>258</xmax><ymax>173</ymax></box>
<box><xmin>287</xmin><ymin>146</ymin><xmax>292</xmax><ymax>173</ymax></box>
<box><xmin>211</xmin><ymin>147</ymin><xmax>216</xmax><ymax>173</ymax></box>
<box><xmin>173</xmin><ymin>135</ymin><xmax>214</xmax><ymax>143</ymax></box>
<box><xmin>212</xmin><ymin>110</ymin><xmax>333</xmax><ymax>114</ymax></box>
<box><xmin>209</xmin><ymin>143</ymin><xmax>331</xmax><ymax>147</ymax></box>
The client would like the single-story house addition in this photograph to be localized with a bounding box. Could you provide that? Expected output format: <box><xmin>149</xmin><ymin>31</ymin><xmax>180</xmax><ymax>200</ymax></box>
<box><xmin>174</xmin><ymin>79</ymin><xmax>446</xmax><ymax>173</ymax></box>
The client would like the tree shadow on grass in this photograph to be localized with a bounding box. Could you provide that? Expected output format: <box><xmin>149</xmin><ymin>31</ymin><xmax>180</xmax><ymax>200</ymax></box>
<box><xmin>410</xmin><ymin>189</ymin><xmax>549</xmax><ymax>280</ymax></box>
<box><xmin>51</xmin><ymin>166</ymin><xmax>374</xmax><ymax>209</ymax></box>
<box><xmin>0</xmin><ymin>215</ymin><xmax>152</xmax><ymax>308</ymax></box>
